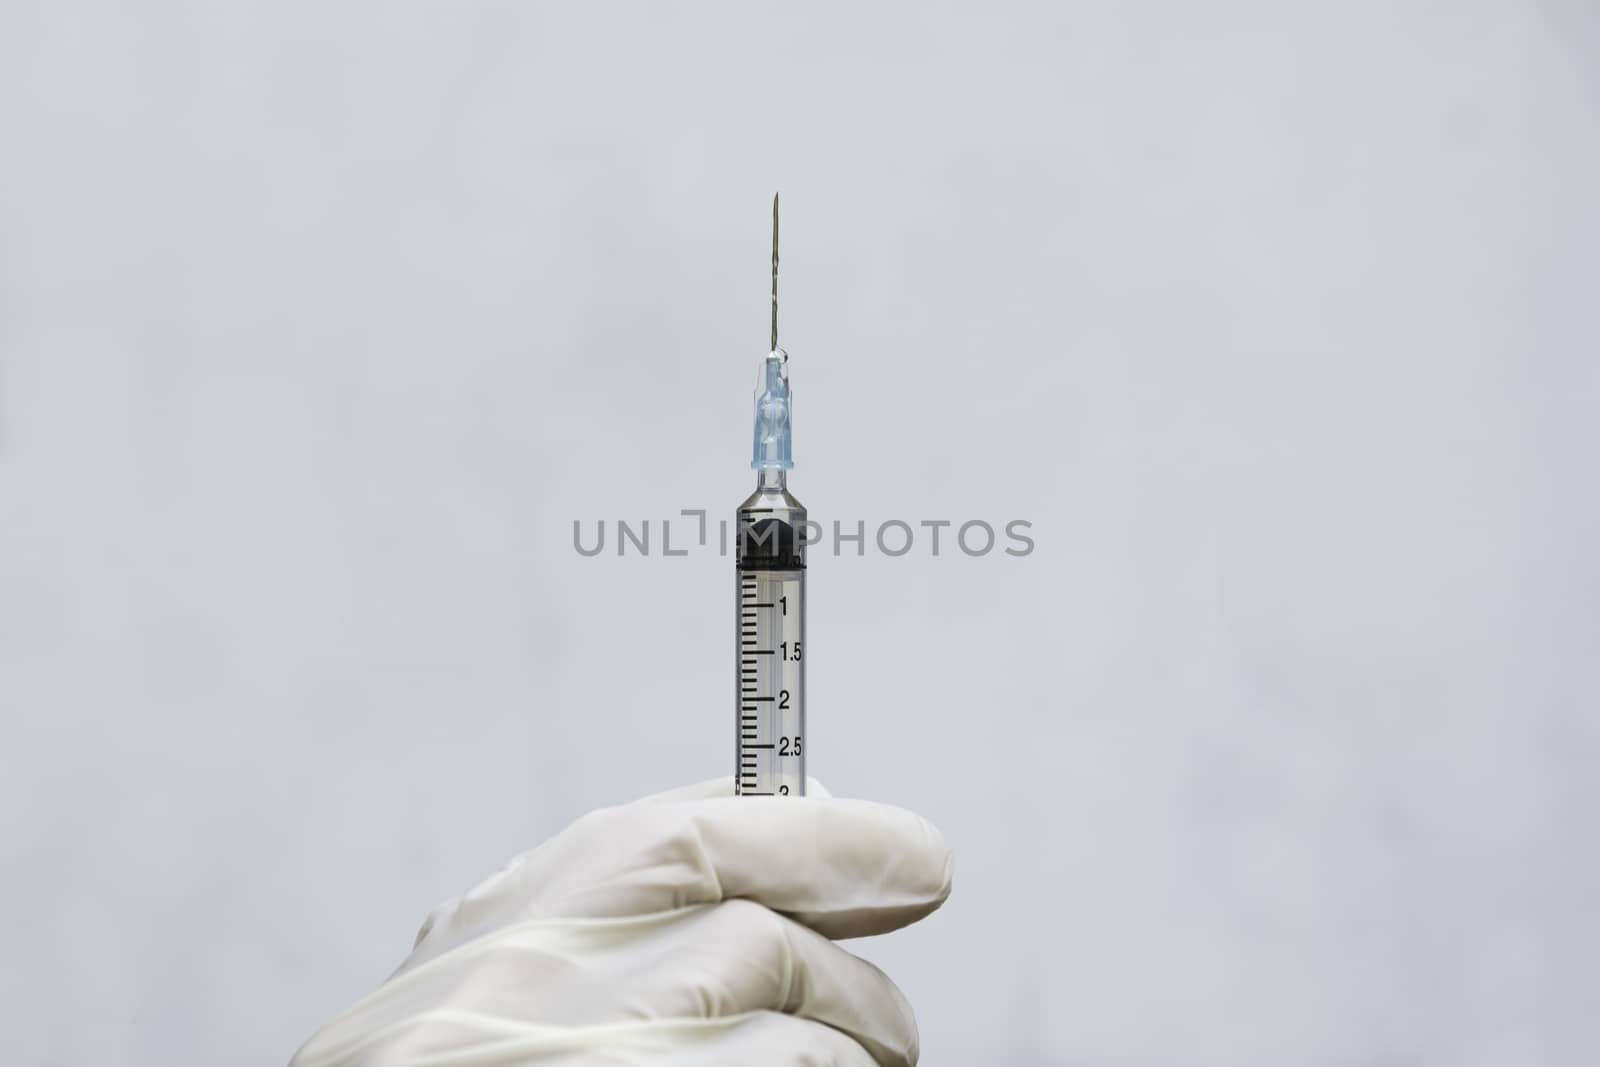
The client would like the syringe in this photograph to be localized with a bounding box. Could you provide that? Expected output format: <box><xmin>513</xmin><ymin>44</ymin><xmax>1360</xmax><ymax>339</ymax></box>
<box><xmin>735</xmin><ymin>194</ymin><xmax>806</xmax><ymax>797</ymax></box>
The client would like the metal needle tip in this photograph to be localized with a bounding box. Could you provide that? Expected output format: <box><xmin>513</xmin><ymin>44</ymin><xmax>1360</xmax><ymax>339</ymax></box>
<box><xmin>770</xmin><ymin>192</ymin><xmax>779</xmax><ymax>352</ymax></box>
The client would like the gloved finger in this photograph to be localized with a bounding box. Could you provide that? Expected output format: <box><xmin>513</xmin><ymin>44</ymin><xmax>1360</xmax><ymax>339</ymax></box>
<box><xmin>410</xmin><ymin>777</ymin><xmax>841</xmax><ymax>951</ymax></box>
<box><xmin>568</xmin><ymin>796</ymin><xmax>951</xmax><ymax>939</ymax></box>
<box><xmin>393</xmin><ymin>903</ymin><xmax>917</xmax><ymax>1065</ymax></box>
<box><xmin>656</xmin><ymin>900</ymin><xmax>919</xmax><ymax>1066</ymax></box>
<box><xmin>414</xmin><ymin>795</ymin><xmax>951</xmax><ymax>959</ymax></box>
<box><xmin>463</xmin><ymin>1014</ymin><xmax>879</xmax><ymax>1067</ymax></box>
<box><xmin>295</xmin><ymin>1005</ymin><xmax>878</xmax><ymax>1067</ymax></box>
<box><xmin>633</xmin><ymin>776</ymin><xmax>834</xmax><ymax>804</ymax></box>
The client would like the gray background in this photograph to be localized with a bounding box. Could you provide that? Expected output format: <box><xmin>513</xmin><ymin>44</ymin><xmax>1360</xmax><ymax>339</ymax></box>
<box><xmin>2</xmin><ymin>2</ymin><xmax>1597</xmax><ymax>1065</ymax></box>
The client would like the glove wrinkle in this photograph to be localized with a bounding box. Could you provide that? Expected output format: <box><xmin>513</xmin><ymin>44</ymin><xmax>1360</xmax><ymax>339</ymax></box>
<box><xmin>681</xmin><ymin>812</ymin><xmax>725</xmax><ymax>912</ymax></box>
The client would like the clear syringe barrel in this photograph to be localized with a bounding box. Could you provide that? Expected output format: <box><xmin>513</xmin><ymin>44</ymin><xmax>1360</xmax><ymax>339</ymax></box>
<box><xmin>735</xmin><ymin>469</ymin><xmax>806</xmax><ymax>796</ymax></box>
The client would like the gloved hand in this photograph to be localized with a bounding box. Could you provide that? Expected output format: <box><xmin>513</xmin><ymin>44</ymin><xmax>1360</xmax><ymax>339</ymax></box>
<box><xmin>289</xmin><ymin>778</ymin><xmax>954</xmax><ymax>1067</ymax></box>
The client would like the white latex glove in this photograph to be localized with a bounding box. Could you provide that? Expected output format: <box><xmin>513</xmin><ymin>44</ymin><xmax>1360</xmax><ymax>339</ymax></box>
<box><xmin>290</xmin><ymin>778</ymin><xmax>954</xmax><ymax>1067</ymax></box>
